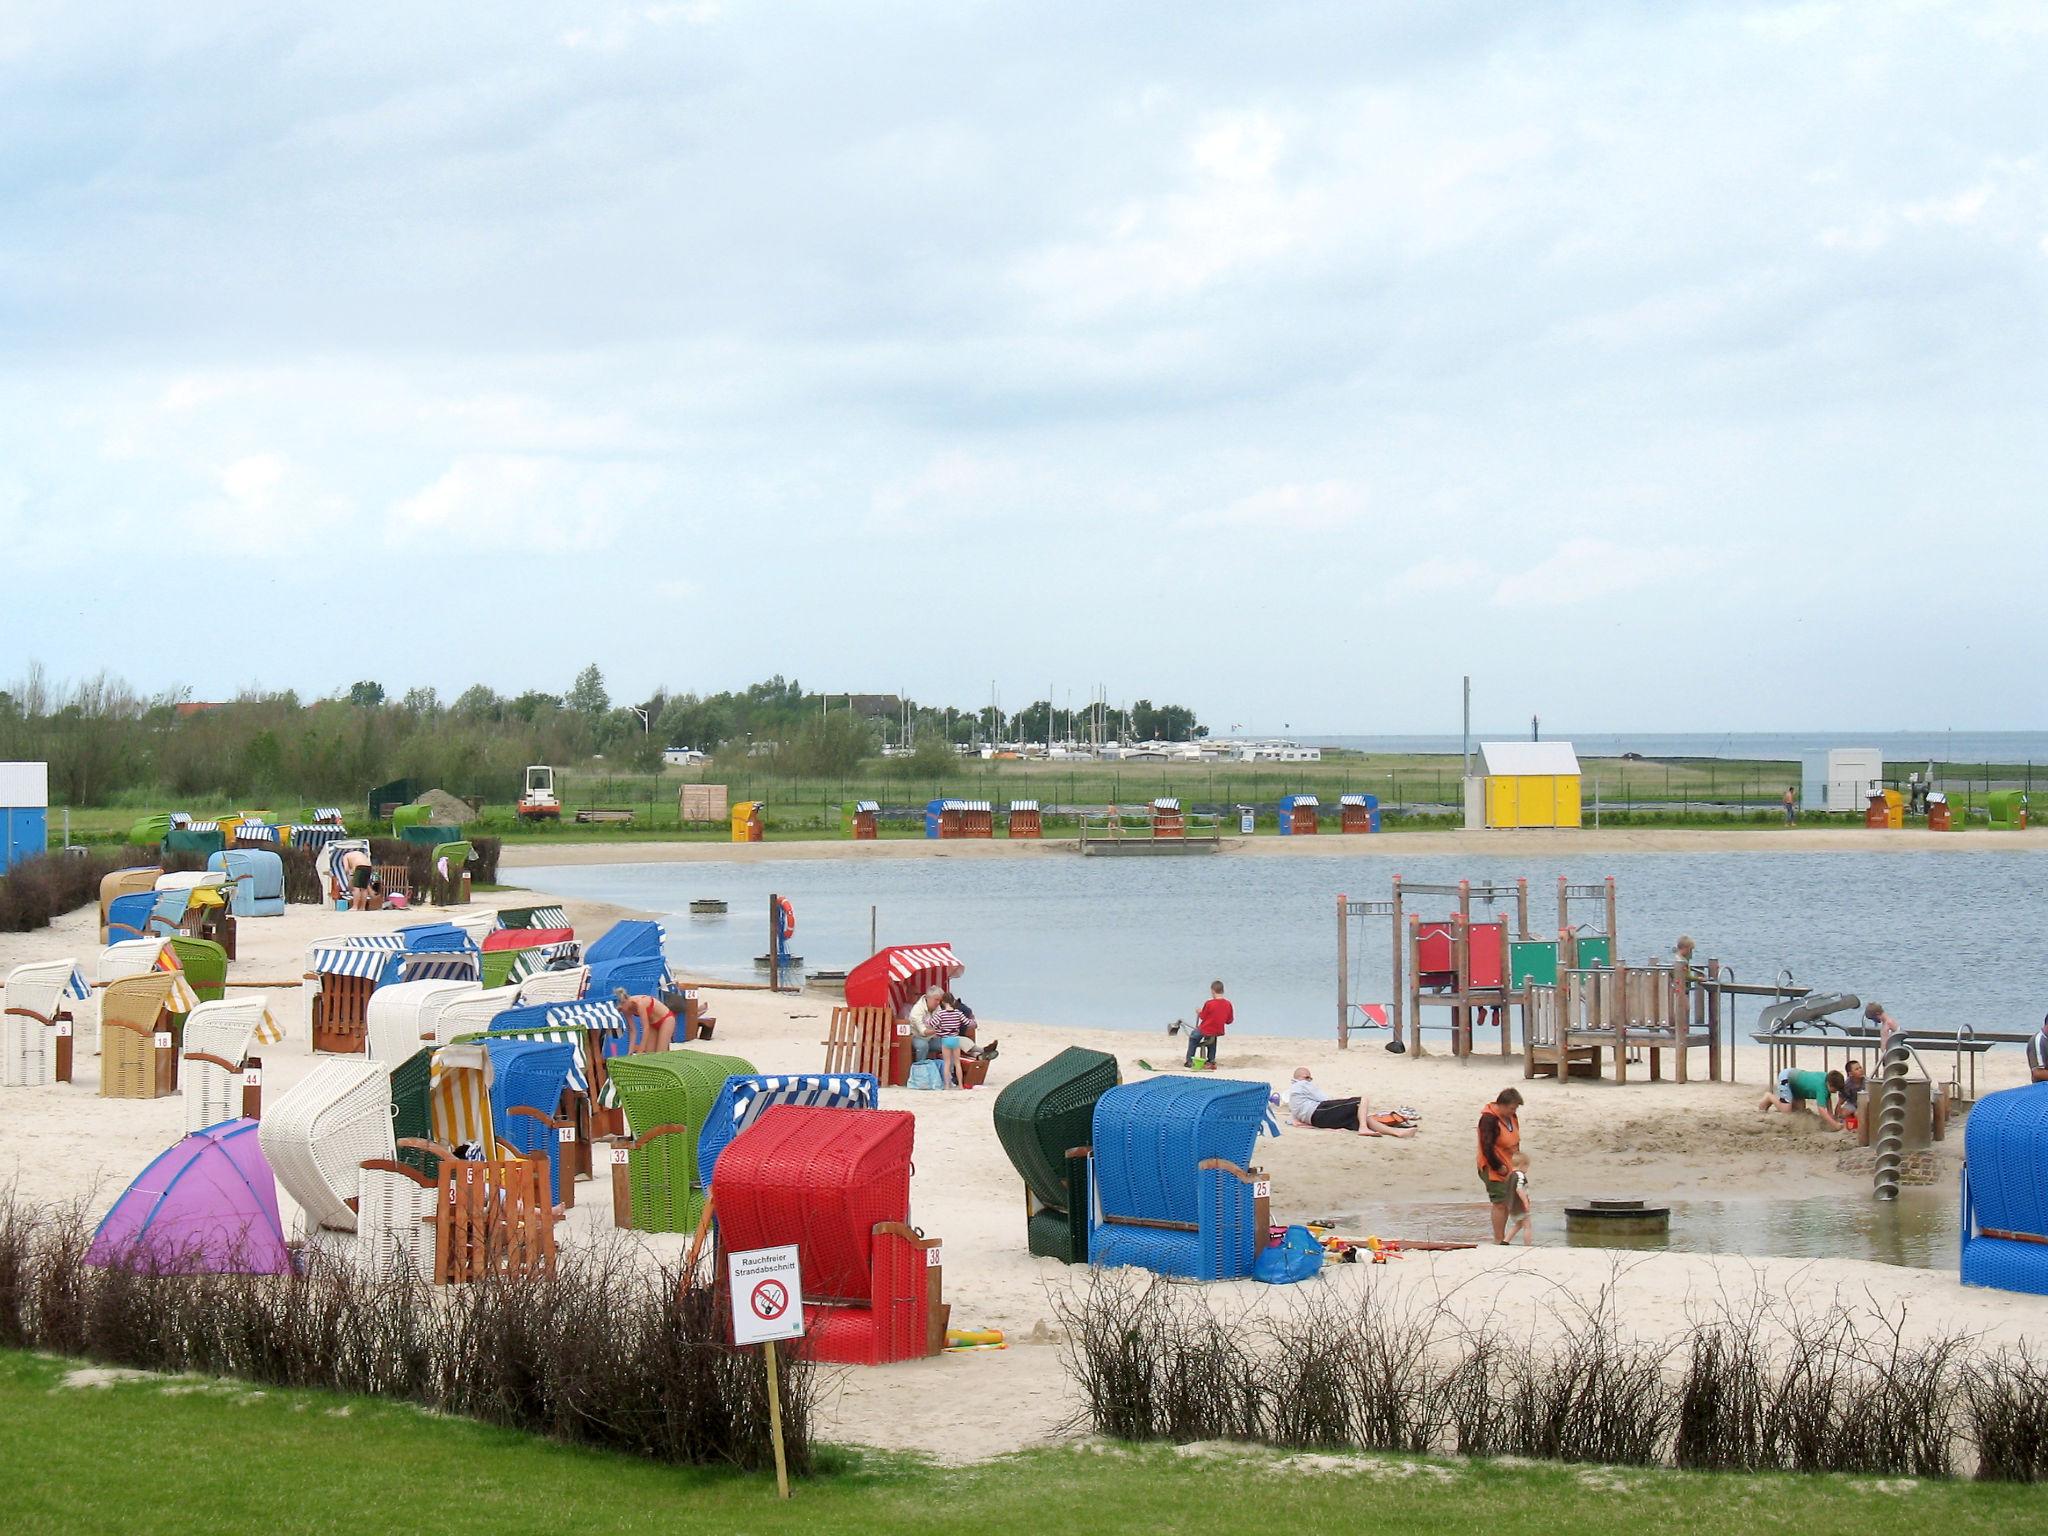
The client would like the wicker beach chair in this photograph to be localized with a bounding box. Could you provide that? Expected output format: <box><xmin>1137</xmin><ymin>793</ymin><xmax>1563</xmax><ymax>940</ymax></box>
<box><xmin>432</xmin><ymin>989</ymin><xmax>510</xmax><ymax>1046</ymax></box>
<box><xmin>484</xmin><ymin>1037</ymin><xmax>578</xmax><ymax>1205</ymax></box>
<box><xmin>712</xmin><ymin>1106</ymin><xmax>943</xmax><ymax>1365</ymax></box>
<box><xmin>99</xmin><ymin>973</ymin><xmax>179</xmax><ymax>1100</ymax></box>
<box><xmin>697</xmin><ymin>1071</ymin><xmax>881</xmax><ymax>1188</ymax></box>
<box><xmin>1084</xmin><ymin>1077</ymin><xmax>1273</xmax><ymax>1281</ymax></box>
<box><xmin>511</xmin><ymin>964</ymin><xmax>587</xmax><ymax>1006</ymax></box>
<box><xmin>993</xmin><ymin>1046</ymin><xmax>1121</xmax><ymax>1263</ymax></box>
<box><xmin>605</xmin><ymin>1049</ymin><xmax>754</xmax><ymax>1232</ymax></box>
<box><xmin>1961</xmin><ymin>1084</ymin><xmax>2048</xmax><ymax>1295</ymax></box>
<box><xmin>388</xmin><ymin>1048</ymin><xmax>435</xmax><ymax>1176</ymax></box>
<box><xmin>105</xmin><ymin>891</ymin><xmax>175</xmax><ymax>945</ymax></box>
<box><xmin>260</xmin><ymin>1060</ymin><xmax>395</xmax><ymax>1232</ymax></box>
<box><xmin>358</xmin><ymin>1134</ymin><xmax>561</xmax><ymax>1285</ymax></box>
<box><xmin>3</xmin><ymin>959</ymin><xmax>85</xmax><ymax>1088</ymax></box>
<box><xmin>164</xmin><ymin>936</ymin><xmax>228</xmax><ymax>1005</ymax></box>
<box><xmin>363</xmin><ymin>979</ymin><xmax>475</xmax><ymax>1064</ymax></box>
<box><xmin>98</xmin><ymin>867</ymin><xmax>160</xmax><ymax>944</ymax></box>
<box><xmin>180</xmin><ymin>997</ymin><xmax>267</xmax><ymax>1133</ymax></box>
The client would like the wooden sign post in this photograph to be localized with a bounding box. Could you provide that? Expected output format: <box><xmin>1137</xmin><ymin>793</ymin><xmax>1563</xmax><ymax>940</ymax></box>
<box><xmin>728</xmin><ymin>1243</ymin><xmax>805</xmax><ymax>1498</ymax></box>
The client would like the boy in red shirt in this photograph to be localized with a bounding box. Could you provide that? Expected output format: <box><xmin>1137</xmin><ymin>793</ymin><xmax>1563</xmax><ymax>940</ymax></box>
<box><xmin>1185</xmin><ymin>979</ymin><xmax>1233</xmax><ymax>1069</ymax></box>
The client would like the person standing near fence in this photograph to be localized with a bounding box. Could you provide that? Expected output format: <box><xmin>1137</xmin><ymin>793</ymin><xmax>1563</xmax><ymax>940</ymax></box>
<box><xmin>1783</xmin><ymin>786</ymin><xmax>1797</xmax><ymax>825</ymax></box>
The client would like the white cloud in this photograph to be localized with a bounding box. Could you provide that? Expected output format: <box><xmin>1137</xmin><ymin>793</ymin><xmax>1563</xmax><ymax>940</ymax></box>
<box><xmin>868</xmin><ymin>451</ymin><xmax>1024</xmax><ymax>533</ymax></box>
<box><xmin>1490</xmin><ymin>538</ymin><xmax>1701</xmax><ymax>609</ymax></box>
<box><xmin>1384</xmin><ymin>556</ymin><xmax>1488</xmax><ymax>598</ymax></box>
<box><xmin>387</xmin><ymin>455</ymin><xmax>658</xmax><ymax>551</ymax></box>
<box><xmin>1011</xmin><ymin>109</ymin><xmax>1311</xmax><ymax>316</ymax></box>
<box><xmin>1200</xmin><ymin>480</ymin><xmax>1367</xmax><ymax>534</ymax></box>
<box><xmin>185</xmin><ymin>453</ymin><xmax>350</xmax><ymax>552</ymax></box>
<box><xmin>1902</xmin><ymin>185</ymin><xmax>1991</xmax><ymax>227</ymax></box>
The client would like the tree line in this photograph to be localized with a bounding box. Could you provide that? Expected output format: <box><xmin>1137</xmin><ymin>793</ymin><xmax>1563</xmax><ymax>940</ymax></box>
<box><xmin>0</xmin><ymin>663</ymin><xmax>1206</xmax><ymax>806</ymax></box>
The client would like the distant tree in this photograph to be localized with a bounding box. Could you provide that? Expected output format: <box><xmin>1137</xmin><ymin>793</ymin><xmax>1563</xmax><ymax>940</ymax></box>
<box><xmin>569</xmin><ymin>664</ymin><xmax>609</xmax><ymax>717</ymax></box>
<box><xmin>786</xmin><ymin>712</ymin><xmax>878</xmax><ymax>777</ymax></box>
<box><xmin>347</xmin><ymin>680</ymin><xmax>385</xmax><ymax>707</ymax></box>
<box><xmin>401</xmin><ymin>686</ymin><xmax>440</xmax><ymax>714</ymax></box>
<box><xmin>505</xmin><ymin>690</ymin><xmax>561</xmax><ymax>725</ymax></box>
<box><xmin>452</xmin><ymin>684</ymin><xmax>500</xmax><ymax>721</ymax></box>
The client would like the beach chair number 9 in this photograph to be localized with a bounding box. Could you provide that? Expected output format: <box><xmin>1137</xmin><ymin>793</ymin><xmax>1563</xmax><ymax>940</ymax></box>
<box><xmin>54</xmin><ymin>1021</ymin><xmax>71</xmax><ymax>1037</ymax></box>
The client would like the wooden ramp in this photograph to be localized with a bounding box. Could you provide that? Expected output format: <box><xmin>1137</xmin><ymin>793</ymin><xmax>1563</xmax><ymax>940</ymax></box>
<box><xmin>823</xmin><ymin>1005</ymin><xmax>896</xmax><ymax>1077</ymax></box>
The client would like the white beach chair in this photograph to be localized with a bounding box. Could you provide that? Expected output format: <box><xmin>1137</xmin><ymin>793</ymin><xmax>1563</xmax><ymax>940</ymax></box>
<box><xmin>431</xmin><ymin>989</ymin><xmax>511</xmax><ymax>1047</ymax></box>
<box><xmin>512</xmin><ymin>964</ymin><xmax>588</xmax><ymax>1007</ymax></box>
<box><xmin>356</xmin><ymin>1159</ymin><xmax>437</xmax><ymax>1282</ymax></box>
<box><xmin>260</xmin><ymin>1060</ymin><xmax>394</xmax><ymax>1233</ymax></box>
<box><xmin>180</xmin><ymin>996</ymin><xmax>268</xmax><ymax>1133</ymax></box>
<box><xmin>2</xmin><ymin>959</ymin><xmax>83</xmax><ymax>1088</ymax></box>
<box><xmin>363</xmin><ymin>979</ymin><xmax>476</xmax><ymax>1064</ymax></box>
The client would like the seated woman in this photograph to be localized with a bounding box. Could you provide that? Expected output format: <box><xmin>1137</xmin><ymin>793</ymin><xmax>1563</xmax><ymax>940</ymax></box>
<box><xmin>1286</xmin><ymin>1067</ymin><xmax>1415</xmax><ymax>1138</ymax></box>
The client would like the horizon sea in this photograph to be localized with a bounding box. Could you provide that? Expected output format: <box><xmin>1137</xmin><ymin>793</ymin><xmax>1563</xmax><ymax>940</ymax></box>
<box><xmin>1309</xmin><ymin>731</ymin><xmax>2048</xmax><ymax>762</ymax></box>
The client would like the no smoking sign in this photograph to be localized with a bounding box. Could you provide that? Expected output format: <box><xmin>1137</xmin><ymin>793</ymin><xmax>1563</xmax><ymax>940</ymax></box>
<box><xmin>729</xmin><ymin>1244</ymin><xmax>806</xmax><ymax>1346</ymax></box>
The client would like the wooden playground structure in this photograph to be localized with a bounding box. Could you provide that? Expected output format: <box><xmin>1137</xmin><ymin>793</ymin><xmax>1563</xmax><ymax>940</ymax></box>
<box><xmin>1335</xmin><ymin>874</ymin><xmax>1740</xmax><ymax>1083</ymax></box>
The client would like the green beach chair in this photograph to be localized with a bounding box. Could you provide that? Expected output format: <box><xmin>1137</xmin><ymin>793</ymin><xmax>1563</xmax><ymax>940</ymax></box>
<box><xmin>430</xmin><ymin>841</ymin><xmax>474</xmax><ymax>905</ymax></box>
<box><xmin>606</xmin><ymin>1049</ymin><xmax>755</xmax><ymax>1233</ymax></box>
<box><xmin>390</xmin><ymin>1049</ymin><xmax>434</xmax><ymax>1176</ymax></box>
<box><xmin>1987</xmin><ymin>790</ymin><xmax>2028</xmax><ymax>830</ymax></box>
<box><xmin>993</xmin><ymin>1045</ymin><xmax>1121</xmax><ymax>1263</ymax></box>
<box><xmin>167</xmin><ymin>936</ymin><xmax>228</xmax><ymax>1004</ymax></box>
<box><xmin>391</xmin><ymin>804</ymin><xmax>431</xmax><ymax>837</ymax></box>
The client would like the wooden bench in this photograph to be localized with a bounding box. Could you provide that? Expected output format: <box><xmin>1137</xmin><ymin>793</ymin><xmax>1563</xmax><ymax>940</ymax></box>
<box><xmin>573</xmin><ymin>808</ymin><xmax>636</xmax><ymax>825</ymax></box>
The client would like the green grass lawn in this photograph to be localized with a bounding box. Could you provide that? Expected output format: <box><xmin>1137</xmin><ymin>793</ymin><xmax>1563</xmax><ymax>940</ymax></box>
<box><xmin>1</xmin><ymin>1351</ymin><xmax>2033</xmax><ymax>1536</ymax></box>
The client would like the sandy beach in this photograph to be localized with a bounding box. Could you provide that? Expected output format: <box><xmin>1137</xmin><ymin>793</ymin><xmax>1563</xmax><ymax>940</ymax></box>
<box><xmin>503</xmin><ymin>825</ymin><xmax>2046</xmax><ymax>867</ymax></box>
<box><xmin>2</xmin><ymin>871</ymin><xmax>2040</xmax><ymax>1462</ymax></box>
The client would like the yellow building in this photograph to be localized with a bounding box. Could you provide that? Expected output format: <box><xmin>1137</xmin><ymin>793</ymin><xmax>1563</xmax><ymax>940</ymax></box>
<box><xmin>1480</xmin><ymin>742</ymin><xmax>1582</xmax><ymax>829</ymax></box>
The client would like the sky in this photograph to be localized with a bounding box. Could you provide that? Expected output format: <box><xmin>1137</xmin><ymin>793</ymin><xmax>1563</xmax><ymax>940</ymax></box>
<box><xmin>1</xmin><ymin>1</ymin><xmax>2042</xmax><ymax>735</ymax></box>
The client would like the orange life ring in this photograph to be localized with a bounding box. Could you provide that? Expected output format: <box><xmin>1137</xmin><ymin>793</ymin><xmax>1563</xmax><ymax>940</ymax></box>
<box><xmin>777</xmin><ymin>896</ymin><xmax>795</xmax><ymax>938</ymax></box>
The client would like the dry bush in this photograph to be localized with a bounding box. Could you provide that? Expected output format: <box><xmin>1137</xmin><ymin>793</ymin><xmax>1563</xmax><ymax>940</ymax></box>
<box><xmin>0</xmin><ymin>1194</ymin><xmax>810</xmax><ymax>1474</ymax></box>
<box><xmin>0</xmin><ymin>846</ymin><xmax>158</xmax><ymax>931</ymax></box>
<box><xmin>1059</xmin><ymin>1266</ymin><xmax>2021</xmax><ymax>1481</ymax></box>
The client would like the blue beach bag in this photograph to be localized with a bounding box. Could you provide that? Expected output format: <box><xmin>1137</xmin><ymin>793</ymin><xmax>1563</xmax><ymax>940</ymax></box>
<box><xmin>1253</xmin><ymin>1225</ymin><xmax>1326</xmax><ymax>1286</ymax></box>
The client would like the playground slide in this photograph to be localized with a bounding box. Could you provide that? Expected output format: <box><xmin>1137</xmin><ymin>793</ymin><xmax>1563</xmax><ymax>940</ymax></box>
<box><xmin>1757</xmin><ymin>993</ymin><xmax>1861</xmax><ymax>1034</ymax></box>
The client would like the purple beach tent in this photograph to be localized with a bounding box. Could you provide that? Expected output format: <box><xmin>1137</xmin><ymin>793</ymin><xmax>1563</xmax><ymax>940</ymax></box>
<box><xmin>86</xmin><ymin>1118</ymin><xmax>292</xmax><ymax>1274</ymax></box>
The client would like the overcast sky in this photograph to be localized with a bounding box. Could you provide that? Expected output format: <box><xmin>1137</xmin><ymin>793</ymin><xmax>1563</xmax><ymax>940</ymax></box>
<box><xmin>1</xmin><ymin>2</ymin><xmax>2041</xmax><ymax>734</ymax></box>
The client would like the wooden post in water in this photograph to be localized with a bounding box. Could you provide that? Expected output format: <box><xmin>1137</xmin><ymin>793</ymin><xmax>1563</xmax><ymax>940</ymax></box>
<box><xmin>1336</xmin><ymin>894</ymin><xmax>1349</xmax><ymax>1050</ymax></box>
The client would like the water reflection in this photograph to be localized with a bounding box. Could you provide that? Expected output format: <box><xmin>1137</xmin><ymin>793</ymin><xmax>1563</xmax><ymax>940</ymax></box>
<box><xmin>1328</xmin><ymin>1191</ymin><xmax>1957</xmax><ymax>1270</ymax></box>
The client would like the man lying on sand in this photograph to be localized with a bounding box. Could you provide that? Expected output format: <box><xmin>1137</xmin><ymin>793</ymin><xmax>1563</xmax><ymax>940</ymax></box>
<box><xmin>1286</xmin><ymin>1067</ymin><xmax>1416</xmax><ymax>1137</ymax></box>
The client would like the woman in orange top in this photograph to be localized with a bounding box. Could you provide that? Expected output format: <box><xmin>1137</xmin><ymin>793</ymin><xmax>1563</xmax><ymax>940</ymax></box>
<box><xmin>1476</xmin><ymin>1088</ymin><xmax>1525</xmax><ymax>1245</ymax></box>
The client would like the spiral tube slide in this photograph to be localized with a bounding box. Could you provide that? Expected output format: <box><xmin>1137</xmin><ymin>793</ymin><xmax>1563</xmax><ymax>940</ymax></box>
<box><xmin>1872</xmin><ymin>1036</ymin><xmax>1913</xmax><ymax>1201</ymax></box>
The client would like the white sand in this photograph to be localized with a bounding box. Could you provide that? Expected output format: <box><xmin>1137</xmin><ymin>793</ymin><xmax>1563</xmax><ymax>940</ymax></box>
<box><xmin>2</xmin><ymin>878</ymin><xmax>2040</xmax><ymax>1461</ymax></box>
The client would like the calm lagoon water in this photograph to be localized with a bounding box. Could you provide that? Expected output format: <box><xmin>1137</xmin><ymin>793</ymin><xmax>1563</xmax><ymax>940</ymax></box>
<box><xmin>1336</xmin><ymin>1192</ymin><xmax>1958</xmax><ymax>1271</ymax></box>
<box><xmin>522</xmin><ymin>850</ymin><xmax>2043</xmax><ymax>1044</ymax></box>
